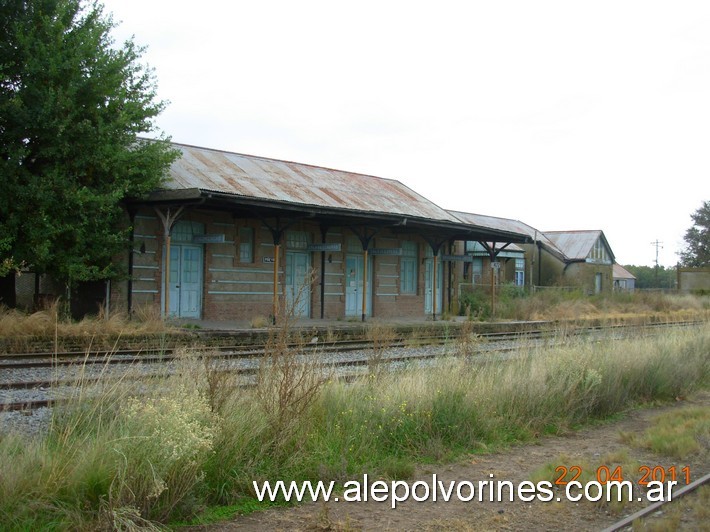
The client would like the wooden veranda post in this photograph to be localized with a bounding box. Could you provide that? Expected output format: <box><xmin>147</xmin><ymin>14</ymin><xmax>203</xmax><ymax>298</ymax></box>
<box><xmin>154</xmin><ymin>206</ymin><xmax>184</xmax><ymax>318</ymax></box>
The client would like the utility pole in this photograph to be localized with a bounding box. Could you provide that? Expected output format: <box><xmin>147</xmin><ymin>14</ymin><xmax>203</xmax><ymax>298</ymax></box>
<box><xmin>651</xmin><ymin>240</ymin><xmax>663</xmax><ymax>287</ymax></box>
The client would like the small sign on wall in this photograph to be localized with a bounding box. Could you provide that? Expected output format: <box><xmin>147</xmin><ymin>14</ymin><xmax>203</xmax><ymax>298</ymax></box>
<box><xmin>442</xmin><ymin>255</ymin><xmax>474</xmax><ymax>262</ymax></box>
<box><xmin>370</xmin><ymin>248</ymin><xmax>403</xmax><ymax>256</ymax></box>
<box><xmin>193</xmin><ymin>234</ymin><xmax>225</xmax><ymax>244</ymax></box>
<box><xmin>307</xmin><ymin>243</ymin><xmax>342</xmax><ymax>252</ymax></box>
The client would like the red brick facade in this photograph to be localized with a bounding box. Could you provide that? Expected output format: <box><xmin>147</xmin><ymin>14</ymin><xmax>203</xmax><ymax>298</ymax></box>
<box><xmin>118</xmin><ymin>207</ymin><xmax>453</xmax><ymax>321</ymax></box>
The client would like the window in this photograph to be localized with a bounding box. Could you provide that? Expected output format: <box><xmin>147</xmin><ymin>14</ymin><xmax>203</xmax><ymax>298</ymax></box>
<box><xmin>400</xmin><ymin>240</ymin><xmax>417</xmax><ymax>294</ymax></box>
<box><xmin>238</xmin><ymin>227</ymin><xmax>253</xmax><ymax>263</ymax></box>
<box><xmin>590</xmin><ymin>238</ymin><xmax>609</xmax><ymax>263</ymax></box>
<box><xmin>515</xmin><ymin>258</ymin><xmax>525</xmax><ymax>286</ymax></box>
<box><xmin>286</xmin><ymin>231</ymin><xmax>309</xmax><ymax>250</ymax></box>
<box><xmin>170</xmin><ymin>220</ymin><xmax>204</xmax><ymax>243</ymax></box>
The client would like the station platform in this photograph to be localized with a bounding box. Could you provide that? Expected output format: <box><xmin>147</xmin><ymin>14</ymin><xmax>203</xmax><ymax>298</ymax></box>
<box><xmin>170</xmin><ymin>316</ymin><xmax>550</xmax><ymax>346</ymax></box>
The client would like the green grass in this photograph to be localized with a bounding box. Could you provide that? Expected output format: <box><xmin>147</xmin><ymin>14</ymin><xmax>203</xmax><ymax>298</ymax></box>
<box><xmin>458</xmin><ymin>286</ymin><xmax>710</xmax><ymax>322</ymax></box>
<box><xmin>0</xmin><ymin>322</ymin><xmax>708</xmax><ymax>529</ymax></box>
<box><xmin>622</xmin><ymin>405</ymin><xmax>710</xmax><ymax>459</ymax></box>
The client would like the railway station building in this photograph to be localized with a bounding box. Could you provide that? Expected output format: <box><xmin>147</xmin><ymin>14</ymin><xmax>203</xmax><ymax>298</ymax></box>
<box><xmin>11</xmin><ymin>142</ymin><xmax>620</xmax><ymax>320</ymax></box>
<box><xmin>118</xmin><ymin>143</ymin><xmax>532</xmax><ymax>322</ymax></box>
<box><xmin>449</xmin><ymin>211</ymin><xmax>616</xmax><ymax>295</ymax></box>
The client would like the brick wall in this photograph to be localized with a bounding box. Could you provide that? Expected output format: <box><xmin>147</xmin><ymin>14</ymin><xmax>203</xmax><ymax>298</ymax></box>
<box><xmin>116</xmin><ymin>209</ymin><xmax>448</xmax><ymax>321</ymax></box>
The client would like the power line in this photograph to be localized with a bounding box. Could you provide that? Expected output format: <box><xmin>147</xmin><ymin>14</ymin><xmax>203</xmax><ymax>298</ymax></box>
<box><xmin>650</xmin><ymin>239</ymin><xmax>664</xmax><ymax>268</ymax></box>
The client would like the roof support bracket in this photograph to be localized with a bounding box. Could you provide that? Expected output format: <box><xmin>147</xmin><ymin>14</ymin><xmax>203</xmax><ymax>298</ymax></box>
<box><xmin>248</xmin><ymin>213</ymin><xmax>311</xmax><ymax>324</ymax></box>
<box><xmin>423</xmin><ymin>237</ymin><xmax>449</xmax><ymax>322</ymax></box>
<box><xmin>154</xmin><ymin>206</ymin><xmax>185</xmax><ymax>318</ymax></box>
<box><xmin>348</xmin><ymin>226</ymin><xmax>381</xmax><ymax>323</ymax></box>
<box><xmin>477</xmin><ymin>241</ymin><xmax>511</xmax><ymax>319</ymax></box>
<box><xmin>348</xmin><ymin>225</ymin><xmax>380</xmax><ymax>251</ymax></box>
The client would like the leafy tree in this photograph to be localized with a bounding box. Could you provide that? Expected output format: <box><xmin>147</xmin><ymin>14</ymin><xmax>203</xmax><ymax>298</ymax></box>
<box><xmin>0</xmin><ymin>0</ymin><xmax>178</xmax><ymax>299</ymax></box>
<box><xmin>680</xmin><ymin>200</ymin><xmax>710</xmax><ymax>267</ymax></box>
<box><xmin>623</xmin><ymin>265</ymin><xmax>676</xmax><ymax>289</ymax></box>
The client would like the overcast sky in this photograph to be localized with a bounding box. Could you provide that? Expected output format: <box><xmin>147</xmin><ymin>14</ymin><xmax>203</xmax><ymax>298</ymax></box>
<box><xmin>101</xmin><ymin>0</ymin><xmax>709</xmax><ymax>267</ymax></box>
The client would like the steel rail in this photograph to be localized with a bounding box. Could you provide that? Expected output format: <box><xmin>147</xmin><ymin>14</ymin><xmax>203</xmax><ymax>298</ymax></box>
<box><xmin>602</xmin><ymin>472</ymin><xmax>710</xmax><ymax>532</ymax></box>
<box><xmin>0</xmin><ymin>331</ymin><xmax>525</xmax><ymax>370</ymax></box>
<box><xmin>0</xmin><ymin>344</ymin><xmax>522</xmax><ymax>412</ymax></box>
<box><xmin>0</xmin><ymin>320</ymin><xmax>698</xmax><ymax>370</ymax></box>
<box><xmin>0</xmin><ymin>321</ymin><xmax>703</xmax><ymax>413</ymax></box>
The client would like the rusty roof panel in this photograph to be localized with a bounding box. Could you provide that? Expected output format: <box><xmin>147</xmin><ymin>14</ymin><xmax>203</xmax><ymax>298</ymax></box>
<box><xmin>544</xmin><ymin>230</ymin><xmax>604</xmax><ymax>261</ymax></box>
<box><xmin>449</xmin><ymin>211</ymin><xmax>558</xmax><ymax>246</ymax></box>
<box><xmin>165</xmin><ymin>144</ymin><xmax>460</xmax><ymax>222</ymax></box>
<box><xmin>613</xmin><ymin>263</ymin><xmax>635</xmax><ymax>279</ymax></box>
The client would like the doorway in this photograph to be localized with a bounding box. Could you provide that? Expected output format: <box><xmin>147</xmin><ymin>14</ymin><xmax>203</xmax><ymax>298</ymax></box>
<box><xmin>345</xmin><ymin>254</ymin><xmax>372</xmax><ymax>317</ymax></box>
<box><xmin>424</xmin><ymin>255</ymin><xmax>443</xmax><ymax>315</ymax></box>
<box><xmin>285</xmin><ymin>251</ymin><xmax>311</xmax><ymax>317</ymax></box>
<box><xmin>167</xmin><ymin>244</ymin><xmax>203</xmax><ymax>318</ymax></box>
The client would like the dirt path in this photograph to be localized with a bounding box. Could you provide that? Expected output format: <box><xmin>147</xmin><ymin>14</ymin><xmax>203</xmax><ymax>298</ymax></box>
<box><xmin>197</xmin><ymin>391</ymin><xmax>710</xmax><ymax>531</ymax></box>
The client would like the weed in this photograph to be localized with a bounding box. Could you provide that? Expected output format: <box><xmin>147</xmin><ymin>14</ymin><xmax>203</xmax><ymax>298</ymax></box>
<box><xmin>454</xmin><ymin>317</ymin><xmax>482</xmax><ymax>357</ymax></box>
<box><xmin>0</xmin><ymin>301</ymin><xmax>172</xmax><ymax>353</ymax></box>
<box><xmin>365</xmin><ymin>321</ymin><xmax>397</xmax><ymax>377</ymax></box>
<box><xmin>249</xmin><ymin>315</ymin><xmax>270</xmax><ymax>328</ymax></box>
<box><xmin>255</xmin><ymin>269</ymin><xmax>328</xmax><ymax>427</ymax></box>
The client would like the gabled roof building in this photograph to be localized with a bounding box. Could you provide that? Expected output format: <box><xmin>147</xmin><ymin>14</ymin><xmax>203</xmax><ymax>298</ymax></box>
<box><xmin>613</xmin><ymin>264</ymin><xmax>636</xmax><ymax>292</ymax></box>
<box><xmin>447</xmin><ymin>212</ymin><xmax>617</xmax><ymax>294</ymax></box>
<box><xmin>120</xmin><ymin>143</ymin><xmax>532</xmax><ymax>322</ymax></box>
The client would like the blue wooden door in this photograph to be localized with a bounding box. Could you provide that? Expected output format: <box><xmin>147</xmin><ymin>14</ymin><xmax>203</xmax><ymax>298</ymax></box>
<box><xmin>285</xmin><ymin>251</ymin><xmax>310</xmax><ymax>317</ymax></box>
<box><xmin>168</xmin><ymin>244</ymin><xmax>202</xmax><ymax>318</ymax></box>
<box><xmin>345</xmin><ymin>255</ymin><xmax>371</xmax><ymax>317</ymax></box>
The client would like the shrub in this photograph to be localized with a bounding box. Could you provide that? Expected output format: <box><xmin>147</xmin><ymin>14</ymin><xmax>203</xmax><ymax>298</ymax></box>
<box><xmin>458</xmin><ymin>288</ymin><xmax>491</xmax><ymax>319</ymax></box>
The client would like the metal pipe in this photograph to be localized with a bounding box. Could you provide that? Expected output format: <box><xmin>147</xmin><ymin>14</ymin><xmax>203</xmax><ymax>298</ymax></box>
<box><xmin>361</xmin><ymin>248</ymin><xmax>368</xmax><ymax>322</ymax></box>
<box><xmin>320</xmin><ymin>227</ymin><xmax>327</xmax><ymax>319</ymax></box>
<box><xmin>105</xmin><ymin>280</ymin><xmax>110</xmax><ymax>320</ymax></box>
<box><xmin>164</xmin><ymin>234</ymin><xmax>171</xmax><ymax>317</ymax></box>
<box><xmin>490</xmin><ymin>257</ymin><xmax>496</xmax><ymax>317</ymax></box>
<box><xmin>432</xmin><ymin>254</ymin><xmax>438</xmax><ymax>321</ymax></box>
<box><xmin>273</xmin><ymin>243</ymin><xmax>280</xmax><ymax>323</ymax></box>
<box><xmin>127</xmin><ymin>217</ymin><xmax>135</xmax><ymax>315</ymax></box>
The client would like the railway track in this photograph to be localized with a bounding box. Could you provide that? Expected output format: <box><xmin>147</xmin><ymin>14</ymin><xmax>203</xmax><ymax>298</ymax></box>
<box><xmin>602</xmin><ymin>472</ymin><xmax>710</xmax><ymax>531</ymax></box>
<box><xmin>0</xmin><ymin>320</ymin><xmax>702</xmax><ymax>413</ymax></box>
<box><xmin>1</xmin><ymin>319</ymin><xmax>697</xmax><ymax>369</ymax></box>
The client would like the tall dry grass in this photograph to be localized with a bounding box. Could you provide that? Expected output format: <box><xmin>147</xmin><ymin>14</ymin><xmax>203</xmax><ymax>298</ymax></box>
<box><xmin>1</xmin><ymin>322</ymin><xmax>708</xmax><ymax>529</ymax></box>
<box><xmin>206</xmin><ymin>322</ymin><xmax>710</xmax><ymax>505</ymax></box>
<box><xmin>0</xmin><ymin>301</ymin><xmax>170</xmax><ymax>339</ymax></box>
<box><xmin>0</xmin><ymin>302</ymin><xmax>176</xmax><ymax>354</ymax></box>
<box><xmin>494</xmin><ymin>288</ymin><xmax>710</xmax><ymax>322</ymax></box>
<box><xmin>0</xmin><ymin>351</ymin><xmax>219</xmax><ymax>529</ymax></box>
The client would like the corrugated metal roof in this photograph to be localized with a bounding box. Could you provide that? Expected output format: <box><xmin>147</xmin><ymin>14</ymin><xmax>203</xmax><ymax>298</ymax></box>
<box><xmin>613</xmin><ymin>263</ymin><xmax>636</xmax><ymax>279</ymax></box>
<box><xmin>449</xmin><ymin>211</ymin><xmax>620</xmax><ymax>264</ymax></box>
<box><xmin>544</xmin><ymin>230</ymin><xmax>605</xmax><ymax>261</ymax></box>
<box><xmin>449</xmin><ymin>211</ymin><xmax>558</xmax><ymax>248</ymax></box>
<box><xmin>164</xmin><ymin>143</ymin><xmax>461</xmax><ymax>223</ymax></box>
<box><xmin>466</xmin><ymin>241</ymin><xmax>524</xmax><ymax>257</ymax></box>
